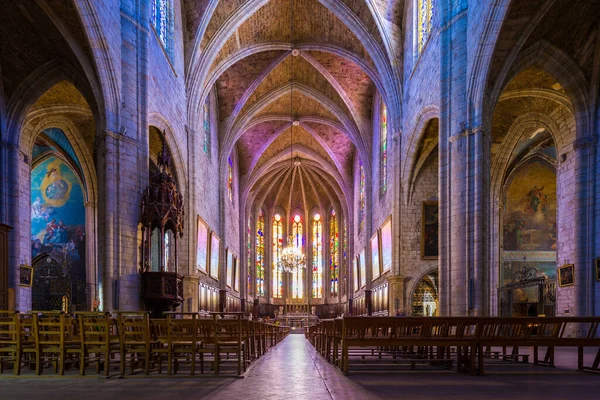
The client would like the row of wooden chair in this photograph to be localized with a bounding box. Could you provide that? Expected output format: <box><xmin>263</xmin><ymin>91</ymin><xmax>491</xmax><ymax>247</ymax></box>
<box><xmin>308</xmin><ymin>316</ymin><xmax>600</xmax><ymax>375</ymax></box>
<box><xmin>0</xmin><ymin>311</ymin><xmax>290</xmax><ymax>377</ymax></box>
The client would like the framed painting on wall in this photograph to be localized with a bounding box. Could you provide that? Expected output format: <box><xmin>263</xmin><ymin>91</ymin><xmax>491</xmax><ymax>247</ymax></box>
<box><xmin>196</xmin><ymin>216</ymin><xmax>209</xmax><ymax>273</ymax></box>
<box><xmin>371</xmin><ymin>232</ymin><xmax>381</xmax><ymax>280</ymax></box>
<box><xmin>380</xmin><ymin>216</ymin><xmax>392</xmax><ymax>272</ymax></box>
<box><xmin>558</xmin><ymin>264</ymin><xmax>574</xmax><ymax>287</ymax></box>
<box><xmin>19</xmin><ymin>265</ymin><xmax>33</xmax><ymax>287</ymax></box>
<box><xmin>209</xmin><ymin>232</ymin><xmax>220</xmax><ymax>280</ymax></box>
<box><xmin>226</xmin><ymin>248</ymin><xmax>233</xmax><ymax>288</ymax></box>
<box><xmin>359</xmin><ymin>249</ymin><xmax>366</xmax><ymax>288</ymax></box>
<box><xmin>353</xmin><ymin>256</ymin><xmax>359</xmax><ymax>293</ymax></box>
<box><xmin>421</xmin><ymin>201</ymin><xmax>439</xmax><ymax>259</ymax></box>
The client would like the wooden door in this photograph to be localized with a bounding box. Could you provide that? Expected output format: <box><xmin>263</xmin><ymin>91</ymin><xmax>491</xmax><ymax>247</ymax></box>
<box><xmin>0</xmin><ymin>224</ymin><xmax>12</xmax><ymax>310</ymax></box>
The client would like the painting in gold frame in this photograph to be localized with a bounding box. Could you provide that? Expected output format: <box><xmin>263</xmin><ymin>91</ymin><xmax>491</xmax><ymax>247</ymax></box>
<box><xmin>380</xmin><ymin>216</ymin><xmax>392</xmax><ymax>273</ymax></box>
<box><xmin>209</xmin><ymin>232</ymin><xmax>220</xmax><ymax>280</ymax></box>
<box><xmin>421</xmin><ymin>201</ymin><xmax>439</xmax><ymax>259</ymax></box>
<box><xmin>557</xmin><ymin>264</ymin><xmax>574</xmax><ymax>287</ymax></box>
<box><xmin>371</xmin><ymin>232</ymin><xmax>381</xmax><ymax>280</ymax></box>
<box><xmin>196</xmin><ymin>216</ymin><xmax>209</xmax><ymax>273</ymax></box>
<box><xmin>19</xmin><ymin>265</ymin><xmax>33</xmax><ymax>287</ymax></box>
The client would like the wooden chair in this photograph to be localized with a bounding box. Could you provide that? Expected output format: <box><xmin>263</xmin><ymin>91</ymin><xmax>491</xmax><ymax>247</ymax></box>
<box><xmin>117</xmin><ymin>312</ymin><xmax>155</xmax><ymax>376</ymax></box>
<box><xmin>149</xmin><ymin>318</ymin><xmax>170</xmax><ymax>374</ymax></box>
<box><xmin>165</xmin><ymin>313</ymin><xmax>203</xmax><ymax>375</ymax></box>
<box><xmin>0</xmin><ymin>311</ymin><xmax>19</xmax><ymax>374</ymax></box>
<box><xmin>35</xmin><ymin>312</ymin><xmax>83</xmax><ymax>375</ymax></box>
<box><xmin>76</xmin><ymin>312</ymin><xmax>121</xmax><ymax>376</ymax></box>
<box><xmin>195</xmin><ymin>316</ymin><xmax>218</xmax><ymax>374</ymax></box>
<box><xmin>215</xmin><ymin>314</ymin><xmax>245</xmax><ymax>376</ymax></box>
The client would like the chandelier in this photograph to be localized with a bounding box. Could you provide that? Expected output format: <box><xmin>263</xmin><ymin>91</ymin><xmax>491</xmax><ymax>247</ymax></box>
<box><xmin>279</xmin><ymin>236</ymin><xmax>306</xmax><ymax>273</ymax></box>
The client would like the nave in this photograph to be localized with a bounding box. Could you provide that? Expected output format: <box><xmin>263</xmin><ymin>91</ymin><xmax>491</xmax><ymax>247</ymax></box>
<box><xmin>2</xmin><ymin>334</ymin><xmax>600</xmax><ymax>400</ymax></box>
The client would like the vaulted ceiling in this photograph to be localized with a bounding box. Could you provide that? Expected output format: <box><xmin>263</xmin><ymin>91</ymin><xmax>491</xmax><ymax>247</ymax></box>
<box><xmin>185</xmin><ymin>0</ymin><xmax>403</xmax><ymax>216</ymax></box>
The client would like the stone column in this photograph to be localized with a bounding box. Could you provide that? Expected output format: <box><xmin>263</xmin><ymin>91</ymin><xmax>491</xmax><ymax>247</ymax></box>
<box><xmin>387</xmin><ymin>275</ymin><xmax>408</xmax><ymax>315</ymax></box>
<box><xmin>183</xmin><ymin>275</ymin><xmax>199</xmax><ymax>312</ymax></box>
<box><xmin>573</xmin><ymin>136</ymin><xmax>596</xmax><ymax>316</ymax></box>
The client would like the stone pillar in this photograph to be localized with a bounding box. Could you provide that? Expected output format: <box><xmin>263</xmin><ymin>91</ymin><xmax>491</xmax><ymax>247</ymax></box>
<box><xmin>439</xmin><ymin>2</ymin><xmax>474</xmax><ymax>316</ymax></box>
<box><xmin>183</xmin><ymin>275</ymin><xmax>199</xmax><ymax>312</ymax></box>
<box><xmin>573</xmin><ymin>136</ymin><xmax>596</xmax><ymax>316</ymax></box>
<box><xmin>365</xmin><ymin>289</ymin><xmax>372</xmax><ymax>316</ymax></box>
<box><xmin>387</xmin><ymin>275</ymin><xmax>408</xmax><ymax>315</ymax></box>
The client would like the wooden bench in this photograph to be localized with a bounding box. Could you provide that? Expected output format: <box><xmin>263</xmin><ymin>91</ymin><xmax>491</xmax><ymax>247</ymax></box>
<box><xmin>340</xmin><ymin>317</ymin><xmax>479</xmax><ymax>374</ymax></box>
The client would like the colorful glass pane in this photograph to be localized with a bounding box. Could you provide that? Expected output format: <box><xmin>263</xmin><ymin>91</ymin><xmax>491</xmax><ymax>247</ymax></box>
<box><xmin>256</xmin><ymin>212</ymin><xmax>265</xmax><ymax>297</ymax></box>
<box><xmin>380</xmin><ymin>103</ymin><xmax>388</xmax><ymax>196</ymax></box>
<box><xmin>152</xmin><ymin>0</ymin><xmax>171</xmax><ymax>54</ymax></box>
<box><xmin>359</xmin><ymin>161</ymin><xmax>365</xmax><ymax>232</ymax></box>
<box><xmin>312</xmin><ymin>214</ymin><xmax>322</xmax><ymax>298</ymax></box>
<box><xmin>203</xmin><ymin>97</ymin><xmax>210</xmax><ymax>155</ymax></box>
<box><xmin>228</xmin><ymin>156</ymin><xmax>233</xmax><ymax>202</ymax></box>
<box><xmin>272</xmin><ymin>214</ymin><xmax>283</xmax><ymax>298</ymax></box>
<box><xmin>329</xmin><ymin>210</ymin><xmax>339</xmax><ymax>296</ymax></box>
<box><xmin>292</xmin><ymin>216</ymin><xmax>304</xmax><ymax>298</ymax></box>
<box><xmin>418</xmin><ymin>0</ymin><xmax>434</xmax><ymax>53</ymax></box>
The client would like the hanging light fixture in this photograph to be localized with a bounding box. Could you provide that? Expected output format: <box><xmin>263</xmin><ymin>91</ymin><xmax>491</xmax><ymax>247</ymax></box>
<box><xmin>278</xmin><ymin>0</ymin><xmax>306</xmax><ymax>275</ymax></box>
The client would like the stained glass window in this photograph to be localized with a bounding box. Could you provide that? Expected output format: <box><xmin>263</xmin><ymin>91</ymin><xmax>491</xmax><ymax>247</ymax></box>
<box><xmin>329</xmin><ymin>210</ymin><xmax>339</xmax><ymax>296</ymax></box>
<box><xmin>312</xmin><ymin>214</ymin><xmax>323</xmax><ymax>298</ymax></box>
<box><xmin>151</xmin><ymin>0</ymin><xmax>173</xmax><ymax>57</ymax></box>
<box><xmin>418</xmin><ymin>0</ymin><xmax>434</xmax><ymax>54</ymax></box>
<box><xmin>342</xmin><ymin>217</ymin><xmax>347</xmax><ymax>296</ymax></box>
<box><xmin>256</xmin><ymin>211</ymin><xmax>265</xmax><ymax>297</ymax></box>
<box><xmin>272</xmin><ymin>213</ymin><xmax>284</xmax><ymax>298</ymax></box>
<box><xmin>359</xmin><ymin>160</ymin><xmax>365</xmax><ymax>232</ymax></box>
<box><xmin>292</xmin><ymin>215</ymin><xmax>304</xmax><ymax>299</ymax></box>
<box><xmin>228</xmin><ymin>156</ymin><xmax>233</xmax><ymax>202</ymax></box>
<box><xmin>203</xmin><ymin>96</ymin><xmax>210</xmax><ymax>155</ymax></box>
<box><xmin>380</xmin><ymin>102</ymin><xmax>388</xmax><ymax>197</ymax></box>
<box><xmin>248</xmin><ymin>216</ymin><xmax>252</xmax><ymax>296</ymax></box>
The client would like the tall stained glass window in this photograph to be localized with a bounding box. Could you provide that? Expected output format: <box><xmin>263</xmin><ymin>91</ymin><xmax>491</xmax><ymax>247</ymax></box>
<box><xmin>151</xmin><ymin>0</ymin><xmax>172</xmax><ymax>56</ymax></box>
<box><xmin>272</xmin><ymin>214</ymin><xmax>283</xmax><ymax>298</ymax></box>
<box><xmin>359</xmin><ymin>160</ymin><xmax>365</xmax><ymax>231</ymax></box>
<box><xmin>292</xmin><ymin>215</ymin><xmax>304</xmax><ymax>298</ymax></box>
<box><xmin>380</xmin><ymin>102</ymin><xmax>388</xmax><ymax>197</ymax></box>
<box><xmin>248</xmin><ymin>216</ymin><xmax>253</xmax><ymax>296</ymax></box>
<box><xmin>203</xmin><ymin>96</ymin><xmax>210</xmax><ymax>155</ymax></box>
<box><xmin>329</xmin><ymin>210</ymin><xmax>339</xmax><ymax>296</ymax></box>
<box><xmin>312</xmin><ymin>214</ymin><xmax>323</xmax><ymax>298</ymax></box>
<box><xmin>256</xmin><ymin>211</ymin><xmax>265</xmax><ymax>297</ymax></box>
<box><xmin>227</xmin><ymin>156</ymin><xmax>234</xmax><ymax>202</ymax></box>
<box><xmin>418</xmin><ymin>0</ymin><xmax>434</xmax><ymax>54</ymax></box>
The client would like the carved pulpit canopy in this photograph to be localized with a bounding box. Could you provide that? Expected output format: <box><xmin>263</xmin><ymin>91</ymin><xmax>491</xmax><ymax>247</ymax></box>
<box><xmin>141</xmin><ymin>139</ymin><xmax>185</xmax><ymax>240</ymax></box>
<box><xmin>139</xmin><ymin>134</ymin><xmax>184</xmax><ymax>316</ymax></box>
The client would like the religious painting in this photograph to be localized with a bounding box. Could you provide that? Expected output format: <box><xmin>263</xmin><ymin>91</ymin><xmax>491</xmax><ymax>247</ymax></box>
<box><xmin>371</xmin><ymin>233</ymin><xmax>381</xmax><ymax>280</ymax></box>
<box><xmin>209</xmin><ymin>232</ymin><xmax>220</xmax><ymax>280</ymax></box>
<box><xmin>353</xmin><ymin>256</ymin><xmax>359</xmax><ymax>292</ymax></box>
<box><xmin>421</xmin><ymin>201</ymin><xmax>438</xmax><ymax>259</ymax></box>
<box><xmin>596</xmin><ymin>258</ymin><xmax>600</xmax><ymax>282</ymax></box>
<box><xmin>19</xmin><ymin>265</ymin><xmax>33</xmax><ymax>287</ymax></box>
<box><xmin>226</xmin><ymin>248</ymin><xmax>233</xmax><ymax>288</ymax></box>
<box><xmin>359</xmin><ymin>249</ymin><xmax>366</xmax><ymax>288</ymax></box>
<box><xmin>196</xmin><ymin>216</ymin><xmax>209</xmax><ymax>273</ymax></box>
<box><xmin>558</xmin><ymin>264</ymin><xmax>574</xmax><ymax>287</ymax></box>
<box><xmin>380</xmin><ymin>217</ymin><xmax>392</xmax><ymax>272</ymax></box>
<box><xmin>31</xmin><ymin>156</ymin><xmax>86</xmax><ymax>285</ymax></box>
<box><xmin>503</xmin><ymin>159</ymin><xmax>556</xmax><ymax>252</ymax></box>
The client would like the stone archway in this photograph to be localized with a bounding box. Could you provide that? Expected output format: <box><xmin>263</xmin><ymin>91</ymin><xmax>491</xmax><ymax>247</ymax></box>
<box><xmin>411</xmin><ymin>269</ymin><xmax>438</xmax><ymax>316</ymax></box>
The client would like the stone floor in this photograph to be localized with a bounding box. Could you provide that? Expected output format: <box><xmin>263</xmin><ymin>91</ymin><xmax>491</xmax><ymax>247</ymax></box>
<box><xmin>1</xmin><ymin>335</ymin><xmax>599</xmax><ymax>399</ymax></box>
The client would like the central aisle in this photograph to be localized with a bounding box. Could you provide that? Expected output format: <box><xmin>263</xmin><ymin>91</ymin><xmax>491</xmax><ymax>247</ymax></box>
<box><xmin>211</xmin><ymin>334</ymin><xmax>377</xmax><ymax>400</ymax></box>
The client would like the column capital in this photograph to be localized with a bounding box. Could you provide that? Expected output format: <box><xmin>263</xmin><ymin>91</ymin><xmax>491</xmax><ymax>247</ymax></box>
<box><xmin>573</xmin><ymin>135</ymin><xmax>597</xmax><ymax>151</ymax></box>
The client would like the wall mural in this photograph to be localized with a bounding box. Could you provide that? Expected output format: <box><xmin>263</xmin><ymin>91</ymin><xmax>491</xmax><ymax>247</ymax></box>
<box><xmin>503</xmin><ymin>160</ymin><xmax>556</xmax><ymax>252</ymax></box>
<box><xmin>501</xmin><ymin>159</ymin><xmax>557</xmax><ymax>287</ymax></box>
<box><xmin>31</xmin><ymin>156</ymin><xmax>86</xmax><ymax>308</ymax></box>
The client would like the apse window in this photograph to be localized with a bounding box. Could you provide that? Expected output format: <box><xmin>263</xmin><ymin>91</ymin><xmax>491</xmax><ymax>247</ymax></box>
<box><xmin>151</xmin><ymin>0</ymin><xmax>174</xmax><ymax>60</ymax></box>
